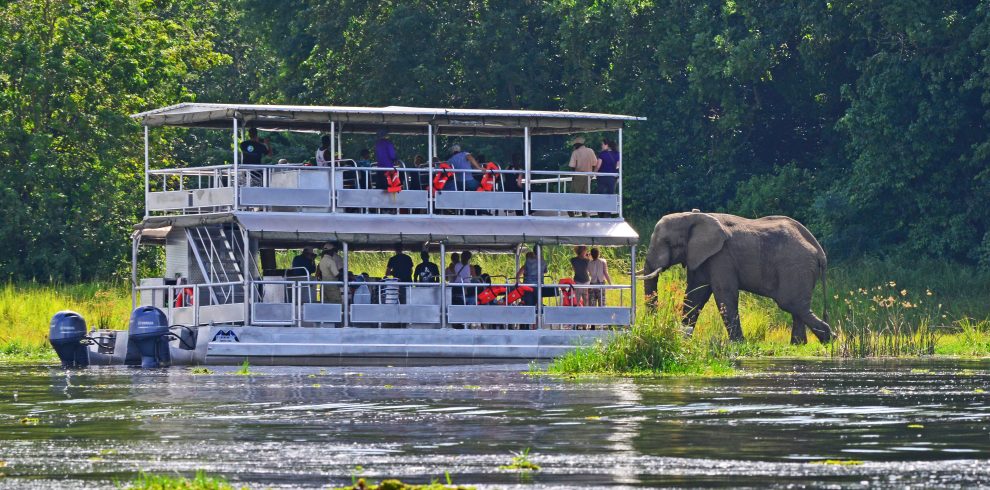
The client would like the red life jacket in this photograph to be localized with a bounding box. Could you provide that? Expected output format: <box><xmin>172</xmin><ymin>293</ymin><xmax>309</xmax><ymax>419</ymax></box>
<box><xmin>174</xmin><ymin>287</ymin><xmax>194</xmax><ymax>307</ymax></box>
<box><xmin>477</xmin><ymin>285</ymin><xmax>507</xmax><ymax>305</ymax></box>
<box><xmin>432</xmin><ymin>162</ymin><xmax>453</xmax><ymax>194</ymax></box>
<box><xmin>559</xmin><ymin>278</ymin><xmax>582</xmax><ymax>306</ymax></box>
<box><xmin>477</xmin><ymin>162</ymin><xmax>499</xmax><ymax>192</ymax></box>
<box><xmin>385</xmin><ymin>169</ymin><xmax>402</xmax><ymax>193</ymax></box>
<box><xmin>504</xmin><ymin>284</ymin><xmax>533</xmax><ymax>305</ymax></box>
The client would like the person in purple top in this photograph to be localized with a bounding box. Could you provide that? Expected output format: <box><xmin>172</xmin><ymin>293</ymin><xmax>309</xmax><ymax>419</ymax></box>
<box><xmin>373</xmin><ymin>130</ymin><xmax>398</xmax><ymax>189</ymax></box>
<box><xmin>596</xmin><ymin>138</ymin><xmax>620</xmax><ymax>194</ymax></box>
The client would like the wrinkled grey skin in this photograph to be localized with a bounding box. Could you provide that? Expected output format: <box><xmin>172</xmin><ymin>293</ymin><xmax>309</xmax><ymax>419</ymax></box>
<box><xmin>639</xmin><ymin>211</ymin><xmax>830</xmax><ymax>344</ymax></box>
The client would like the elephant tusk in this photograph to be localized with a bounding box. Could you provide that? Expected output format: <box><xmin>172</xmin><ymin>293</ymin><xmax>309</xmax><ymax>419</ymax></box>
<box><xmin>636</xmin><ymin>267</ymin><xmax>664</xmax><ymax>280</ymax></box>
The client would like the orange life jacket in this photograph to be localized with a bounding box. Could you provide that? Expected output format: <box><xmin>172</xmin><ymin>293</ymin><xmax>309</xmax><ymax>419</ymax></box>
<box><xmin>385</xmin><ymin>169</ymin><xmax>402</xmax><ymax>193</ymax></box>
<box><xmin>477</xmin><ymin>285</ymin><xmax>507</xmax><ymax>305</ymax></box>
<box><xmin>432</xmin><ymin>162</ymin><xmax>453</xmax><ymax>194</ymax></box>
<box><xmin>559</xmin><ymin>278</ymin><xmax>583</xmax><ymax>306</ymax></box>
<box><xmin>504</xmin><ymin>285</ymin><xmax>533</xmax><ymax>305</ymax></box>
<box><xmin>174</xmin><ymin>287</ymin><xmax>194</xmax><ymax>307</ymax></box>
<box><xmin>477</xmin><ymin>162</ymin><xmax>499</xmax><ymax>192</ymax></box>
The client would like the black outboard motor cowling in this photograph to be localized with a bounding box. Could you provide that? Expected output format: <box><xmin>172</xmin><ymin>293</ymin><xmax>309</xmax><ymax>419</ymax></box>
<box><xmin>49</xmin><ymin>311</ymin><xmax>89</xmax><ymax>368</ymax></box>
<box><xmin>127</xmin><ymin>306</ymin><xmax>171</xmax><ymax>368</ymax></box>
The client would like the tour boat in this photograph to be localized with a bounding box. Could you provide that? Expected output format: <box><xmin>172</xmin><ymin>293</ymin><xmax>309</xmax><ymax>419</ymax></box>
<box><xmin>49</xmin><ymin>104</ymin><xmax>644</xmax><ymax>367</ymax></box>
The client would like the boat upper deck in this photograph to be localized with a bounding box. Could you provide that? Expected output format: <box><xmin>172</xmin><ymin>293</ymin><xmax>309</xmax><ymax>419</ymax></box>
<box><xmin>134</xmin><ymin>103</ymin><xmax>644</xmax><ymax>223</ymax></box>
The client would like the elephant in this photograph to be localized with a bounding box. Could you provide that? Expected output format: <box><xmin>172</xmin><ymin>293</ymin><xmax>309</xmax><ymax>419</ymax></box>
<box><xmin>637</xmin><ymin>210</ymin><xmax>831</xmax><ymax>344</ymax></box>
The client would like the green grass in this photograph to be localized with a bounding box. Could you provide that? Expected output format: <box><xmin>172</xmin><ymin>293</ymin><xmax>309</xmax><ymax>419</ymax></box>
<box><xmin>125</xmin><ymin>471</ymin><xmax>244</xmax><ymax>490</ymax></box>
<box><xmin>0</xmin><ymin>282</ymin><xmax>131</xmax><ymax>362</ymax></box>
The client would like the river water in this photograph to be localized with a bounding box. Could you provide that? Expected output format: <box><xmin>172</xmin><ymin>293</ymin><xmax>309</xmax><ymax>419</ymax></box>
<box><xmin>1</xmin><ymin>359</ymin><xmax>989</xmax><ymax>489</ymax></box>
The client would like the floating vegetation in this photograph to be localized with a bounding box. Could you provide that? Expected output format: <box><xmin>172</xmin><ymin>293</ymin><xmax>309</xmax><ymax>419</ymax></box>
<box><xmin>18</xmin><ymin>417</ymin><xmax>39</xmax><ymax>426</ymax></box>
<box><xmin>334</xmin><ymin>478</ymin><xmax>473</xmax><ymax>490</ymax></box>
<box><xmin>498</xmin><ymin>448</ymin><xmax>541</xmax><ymax>472</ymax></box>
<box><xmin>232</xmin><ymin>360</ymin><xmax>252</xmax><ymax>376</ymax></box>
<box><xmin>907</xmin><ymin>424</ymin><xmax>925</xmax><ymax>429</ymax></box>
<box><xmin>812</xmin><ymin>460</ymin><xmax>864</xmax><ymax>466</ymax></box>
<box><xmin>125</xmin><ymin>471</ymin><xmax>241</xmax><ymax>489</ymax></box>
<box><xmin>190</xmin><ymin>367</ymin><xmax>213</xmax><ymax>375</ymax></box>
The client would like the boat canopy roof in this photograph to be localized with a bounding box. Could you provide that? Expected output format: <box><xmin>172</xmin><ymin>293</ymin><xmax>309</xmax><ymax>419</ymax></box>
<box><xmin>131</xmin><ymin>103</ymin><xmax>645</xmax><ymax>136</ymax></box>
<box><xmin>136</xmin><ymin>212</ymin><xmax>639</xmax><ymax>248</ymax></box>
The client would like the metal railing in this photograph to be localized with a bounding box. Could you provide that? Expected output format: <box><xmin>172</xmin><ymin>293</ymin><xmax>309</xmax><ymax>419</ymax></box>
<box><xmin>144</xmin><ymin>162</ymin><xmax>622</xmax><ymax>217</ymax></box>
<box><xmin>134</xmin><ymin>281</ymin><xmax>245</xmax><ymax>327</ymax></box>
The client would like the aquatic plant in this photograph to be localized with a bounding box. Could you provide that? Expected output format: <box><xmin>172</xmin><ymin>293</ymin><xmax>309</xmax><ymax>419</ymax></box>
<box><xmin>334</xmin><ymin>478</ymin><xmax>473</xmax><ymax>490</ymax></box>
<box><xmin>811</xmin><ymin>460</ymin><xmax>864</xmax><ymax>466</ymax></box>
<box><xmin>232</xmin><ymin>360</ymin><xmax>252</xmax><ymax>376</ymax></box>
<box><xmin>190</xmin><ymin>367</ymin><xmax>213</xmax><ymax>375</ymax></box>
<box><xmin>125</xmin><ymin>471</ymin><xmax>242</xmax><ymax>490</ymax></box>
<box><xmin>498</xmin><ymin>447</ymin><xmax>541</xmax><ymax>472</ymax></box>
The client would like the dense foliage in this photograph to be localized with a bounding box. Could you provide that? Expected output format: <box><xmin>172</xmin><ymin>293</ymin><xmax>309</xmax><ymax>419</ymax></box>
<box><xmin>1</xmin><ymin>0</ymin><xmax>989</xmax><ymax>280</ymax></box>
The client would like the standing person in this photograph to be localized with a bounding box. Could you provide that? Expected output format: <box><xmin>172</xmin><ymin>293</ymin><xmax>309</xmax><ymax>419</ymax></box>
<box><xmin>570</xmin><ymin>246</ymin><xmax>591</xmax><ymax>307</ymax></box>
<box><xmin>445</xmin><ymin>252</ymin><xmax>461</xmax><ymax>282</ymax></box>
<box><xmin>414</xmin><ymin>250</ymin><xmax>440</xmax><ymax>282</ymax></box>
<box><xmin>374</xmin><ymin>130</ymin><xmax>398</xmax><ymax>190</ymax></box>
<box><xmin>240</xmin><ymin>127</ymin><xmax>273</xmax><ymax>186</ymax></box>
<box><xmin>447</xmin><ymin>144</ymin><xmax>483</xmax><ymax>190</ymax></box>
<box><xmin>567</xmin><ymin>136</ymin><xmax>599</xmax><ymax>216</ymax></box>
<box><xmin>291</xmin><ymin>247</ymin><xmax>317</xmax><ymax>276</ymax></box>
<box><xmin>315</xmin><ymin>134</ymin><xmax>332</xmax><ymax>167</ymax></box>
<box><xmin>596</xmin><ymin>139</ymin><xmax>620</xmax><ymax>195</ymax></box>
<box><xmin>317</xmin><ymin>248</ymin><xmax>341</xmax><ymax>304</ymax></box>
<box><xmin>385</xmin><ymin>243</ymin><xmax>414</xmax><ymax>283</ymax></box>
<box><xmin>587</xmin><ymin>247</ymin><xmax>612</xmax><ymax>307</ymax></box>
<box><xmin>516</xmin><ymin>250</ymin><xmax>547</xmax><ymax>308</ymax></box>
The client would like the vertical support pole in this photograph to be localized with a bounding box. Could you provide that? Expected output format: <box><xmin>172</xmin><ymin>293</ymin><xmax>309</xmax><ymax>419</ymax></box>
<box><xmin>242</xmin><ymin>225</ymin><xmax>251</xmax><ymax>326</ymax></box>
<box><xmin>524</xmin><ymin>127</ymin><xmax>531</xmax><ymax>216</ymax></box>
<box><xmin>630</xmin><ymin>244</ymin><xmax>637</xmax><ymax>324</ymax></box>
<box><xmin>618</xmin><ymin>127</ymin><xmax>623</xmax><ymax>218</ymax></box>
<box><xmin>427</xmin><ymin>124</ymin><xmax>434</xmax><ymax>214</ymax></box>
<box><xmin>131</xmin><ymin>235</ymin><xmax>139</xmax><ymax>309</ymax></box>
<box><xmin>330</xmin><ymin>121</ymin><xmax>337</xmax><ymax>213</ymax></box>
<box><xmin>232</xmin><ymin>117</ymin><xmax>239</xmax><ymax>210</ymax></box>
<box><xmin>342</xmin><ymin>242</ymin><xmax>349</xmax><ymax>328</ymax></box>
<box><xmin>439</xmin><ymin>242</ymin><xmax>447</xmax><ymax>329</ymax></box>
<box><xmin>535</xmin><ymin>243</ymin><xmax>543</xmax><ymax>330</ymax></box>
<box><xmin>143</xmin><ymin>126</ymin><xmax>150</xmax><ymax>218</ymax></box>
<box><xmin>337</xmin><ymin>125</ymin><xmax>342</xmax><ymax>160</ymax></box>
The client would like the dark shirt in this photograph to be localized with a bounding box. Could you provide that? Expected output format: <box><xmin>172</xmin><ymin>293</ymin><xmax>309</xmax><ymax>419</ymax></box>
<box><xmin>504</xmin><ymin>164</ymin><xmax>523</xmax><ymax>192</ymax></box>
<box><xmin>571</xmin><ymin>256</ymin><xmax>591</xmax><ymax>283</ymax></box>
<box><xmin>291</xmin><ymin>254</ymin><xmax>315</xmax><ymax>275</ymax></box>
<box><xmin>414</xmin><ymin>261</ymin><xmax>441</xmax><ymax>282</ymax></box>
<box><xmin>599</xmin><ymin>150</ymin><xmax>620</xmax><ymax>174</ymax></box>
<box><xmin>375</xmin><ymin>138</ymin><xmax>398</xmax><ymax>168</ymax></box>
<box><xmin>386</xmin><ymin>253</ymin><xmax>414</xmax><ymax>282</ymax></box>
<box><xmin>240</xmin><ymin>139</ymin><xmax>269</xmax><ymax>165</ymax></box>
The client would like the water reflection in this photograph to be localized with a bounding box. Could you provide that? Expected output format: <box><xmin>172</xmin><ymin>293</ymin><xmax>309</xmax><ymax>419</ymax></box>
<box><xmin>0</xmin><ymin>360</ymin><xmax>989</xmax><ymax>488</ymax></box>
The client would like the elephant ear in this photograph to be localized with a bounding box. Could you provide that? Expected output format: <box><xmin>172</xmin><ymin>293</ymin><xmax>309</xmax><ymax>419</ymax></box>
<box><xmin>686</xmin><ymin>214</ymin><xmax>730</xmax><ymax>270</ymax></box>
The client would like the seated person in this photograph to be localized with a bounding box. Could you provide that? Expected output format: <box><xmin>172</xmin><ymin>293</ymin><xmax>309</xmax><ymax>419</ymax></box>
<box><xmin>446</xmin><ymin>144</ymin><xmax>483</xmax><ymax>190</ymax></box>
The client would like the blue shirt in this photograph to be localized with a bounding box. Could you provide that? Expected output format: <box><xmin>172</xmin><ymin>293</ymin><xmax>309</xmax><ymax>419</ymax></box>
<box><xmin>599</xmin><ymin>150</ymin><xmax>620</xmax><ymax>174</ymax></box>
<box><xmin>447</xmin><ymin>151</ymin><xmax>473</xmax><ymax>171</ymax></box>
<box><xmin>374</xmin><ymin>138</ymin><xmax>397</xmax><ymax>168</ymax></box>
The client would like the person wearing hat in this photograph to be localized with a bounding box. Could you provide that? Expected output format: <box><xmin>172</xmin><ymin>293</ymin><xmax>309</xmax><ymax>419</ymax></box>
<box><xmin>567</xmin><ymin>136</ymin><xmax>599</xmax><ymax>195</ymax></box>
<box><xmin>317</xmin><ymin>247</ymin><xmax>342</xmax><ymax>304</ymax></box>
<box><xmin>291</xmin><ymin>247</ymin><xmax>317</xmax><ymax>276</ymax></box>
<box><xmin>447</xmin><ymin>144</ymin><xmax>483</xmax><ymax>190</ymax></box>
<box><xmin>373</xmin><ymin>129</ymin><xmax>398</xmax><ymax>190</ymax></box>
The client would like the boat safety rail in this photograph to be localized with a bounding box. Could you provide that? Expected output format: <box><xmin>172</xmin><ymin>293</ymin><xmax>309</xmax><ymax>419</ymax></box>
<box><xmin>134</xmin><ymin>281</ymin><xmax>245</xmax><ymax>327</ymax></box>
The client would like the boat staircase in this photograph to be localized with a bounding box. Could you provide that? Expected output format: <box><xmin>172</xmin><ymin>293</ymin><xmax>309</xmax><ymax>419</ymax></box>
<box><xmin>186</xmin><ymin>224</ymin><xmax>257</xmax><ymax>305</ymax></box>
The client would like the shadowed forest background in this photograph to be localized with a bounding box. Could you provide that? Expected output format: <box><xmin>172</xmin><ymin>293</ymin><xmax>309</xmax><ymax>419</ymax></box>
<box><xmin>2</xmin><ymin>0</ymin><xmax>989</xmax><ymax>281</ymax></box>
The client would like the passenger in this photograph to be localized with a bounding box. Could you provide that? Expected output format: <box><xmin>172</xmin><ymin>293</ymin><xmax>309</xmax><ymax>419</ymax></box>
<box><xmin>447</xmin><ymin>144</ymin><xmax>483</xmax><ymax>190</ymax></box>
<box><xmin>240</xmin><ymin>127</ymin><xmax>273</xmax><ymax>186</ymax></box>
<box><xmin>385</xmin><ymin>243</ymin><xmax>414</xmax><ymax>283</ymax></box>
<box><xmin>374</xmin><ymin>130</ymin><xmax>398</xmax><ymax>190</ymax></box>
<box><xmin>355</xmin><ymin>148</ymin><xmax>373</xmax><ymax>167</ymax></box>
<box><xmin>450</xmin><ymin>251</ymin><xmax>474</xmax><ymax>307</ymax></box>
<box><xmin>567</xmin><ymin>136</ymin><xmax>598</xmax><ymax>195</ymax></box>
<box><xmin>414</xmin><ymin>250</ymin><xmax>440</xmax><ymax>282</ymax></box>
<box><xmin>503</xmin><ymin>153</ymin><xmax>525</xmax><ymax>216</ymax></box>
<box><xmin>445</xmin><ymin>252</ymin><xmax>461</xmax><ymax>282</ymax></box>
<box><xmin>570</xmin><ymin>246</ymin><xmax>591</xmax><ymax>307</ymax></box>
<box><xmin>322</xmin><ymin>243</ymin><xmax>344</xmax><ymax>279</ymax></box>
<box><xmin>596</xmin><ymin>139</ymin><xmax>620</xmax><ymax>195</ymax></box>
<box><xmin>315</xmin><ymin>134</ymin><xmax>332</xmax><ymax>167</ymax></box>
<box><xmin>463</xmin><ymin>262</ymin><xmax>482</xmax><ymax>306</ymax></box>
<box><xmin>317</xmin><ymin>248</ymin><xmax>341</xmax><ymax>304</ymax></box>
<box><xmin>290</xmin><ymin>247</ymin><xmax>317</xmax><ymax>276</ymax></box>
<box><xmin>587</xmin><ymin>247</ymin><xmax>612</xmax><ymax>307</ymax></box>
<box><xmin>516</xmin><ymin>250</ymin><xmax>547</xmax><ymax>307</ymax></box>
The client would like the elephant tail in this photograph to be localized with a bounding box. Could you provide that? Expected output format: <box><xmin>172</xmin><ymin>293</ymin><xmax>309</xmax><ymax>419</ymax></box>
<box><xmin>820</xmin><ymin>260</ymin><xmax>829</xmax><ymax>324</ymax></box>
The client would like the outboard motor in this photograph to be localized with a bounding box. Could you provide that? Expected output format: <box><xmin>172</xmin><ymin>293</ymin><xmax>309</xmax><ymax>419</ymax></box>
<box><xmin>49</xmin><ymin>311</ymin><xmax>89</xmax><ymax>368</ymax></box>
<box><xmin>127</xmin><ymin>306</ymin><xmax>171</xmax><ymax>368</ymax></box>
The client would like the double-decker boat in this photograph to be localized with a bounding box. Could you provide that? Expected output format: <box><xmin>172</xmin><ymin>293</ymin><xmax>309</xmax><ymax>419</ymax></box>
<box><xmin>49</xmin><ymin>104</ymin><xmax>645</xmax><ymax>367</ymax></box>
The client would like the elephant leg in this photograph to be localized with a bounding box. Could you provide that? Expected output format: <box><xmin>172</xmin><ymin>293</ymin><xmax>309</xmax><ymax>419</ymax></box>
<box><xmin>682</xmin><ymin>282</ymin><xmax>712</xmax><ymax>336</ymax></box>
<box><xmin>798</xmin><ymin>309</ymin><xmax>832</xmax><ymax>344</ymax></box>
<box><xmin>713</xmin><ymin>287</ymin><xmax>743</xmax><ymax>342</ymax></box>
<box><xmin>790</xmin><ymin>313</ymin><xmax>807</xmax><ymax>345</ymax></box>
